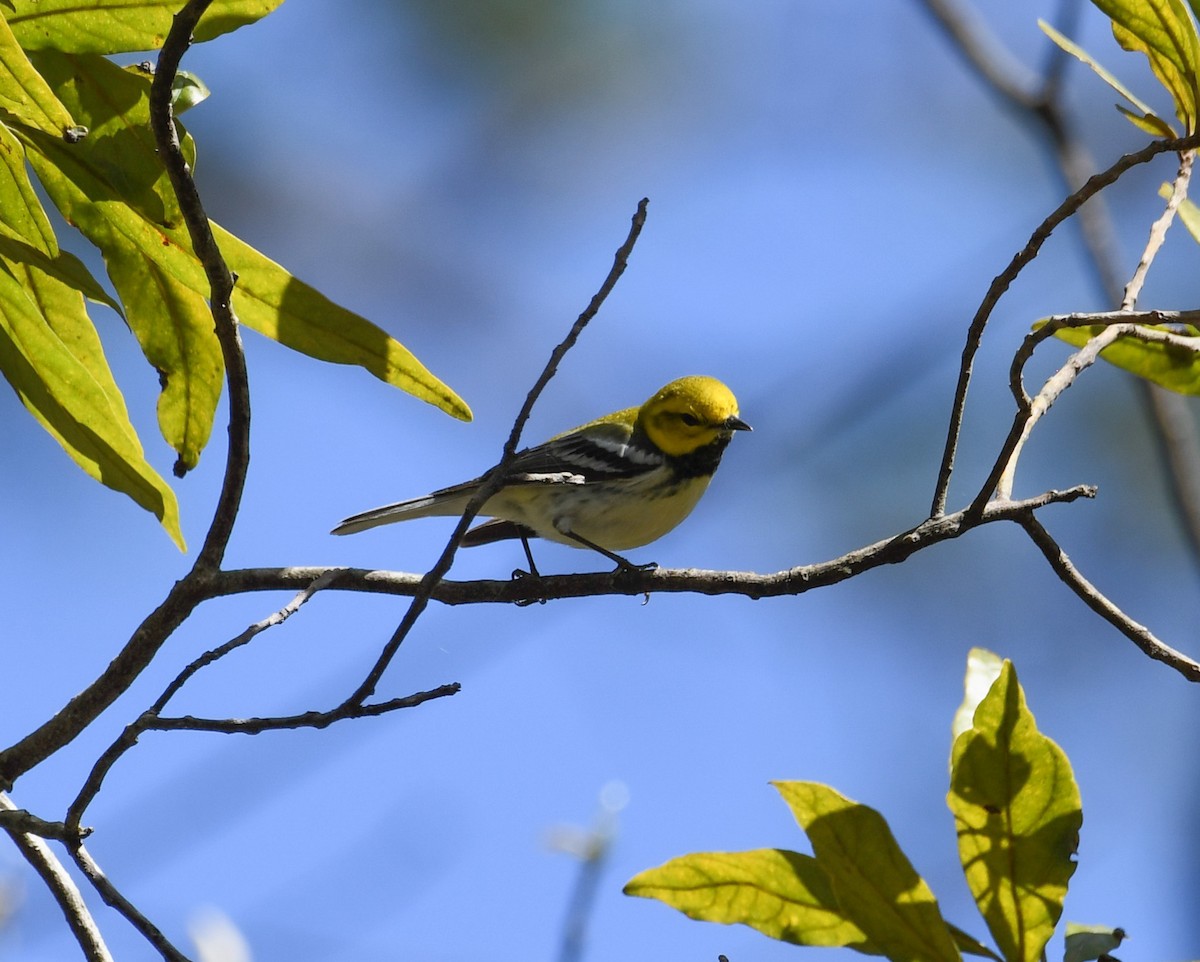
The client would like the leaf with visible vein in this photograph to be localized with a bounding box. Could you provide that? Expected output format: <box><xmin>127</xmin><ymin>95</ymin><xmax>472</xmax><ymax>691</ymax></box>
<box><xmin>1046</xmin><ymin>320</ymin><xmax>1200</xmax><ymax>394</ymax></box>
<box><xmin>0</xmin><ymin>14</ymin><xmax>77</xmax><ymax>136</ymax></box>
<box><xmin>1039</xmin><ymin>18</ymin><xmax>1177</xmax><ymax>135</ymax></box>
<box><xmin>0</xmin><ymin>250</ymin><xmax>182</xmax><ymax>548</ymax></box>
<box><xmin>776</xmin><ymin>782</ymin><xmax>961</xmax><ymax>962</ymax></box>
<box><xmin>1090</xmin><ymin>0</ymin><xmax>1200</xmax><ymax>133</ymax></box>
<box><xmin>948</xmin><ymin>661</ymin><xmax>1081</xmax><ymax>962</ymax></box>
<box><xmin>625</xmin><ymin>848</ymin><xmax>880</xmax><ymax>951</ymax></box>
<box><xmin>5</xmin><ymin>0</ymin><xmax>285</xmax><ymax>55</ymax></box>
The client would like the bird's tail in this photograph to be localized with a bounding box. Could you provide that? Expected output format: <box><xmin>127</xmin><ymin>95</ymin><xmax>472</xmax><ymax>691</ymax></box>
<box><xmin>331</xmin><ymin>488</ymin><xmax>474</xmax><ymax>535</ymax></box>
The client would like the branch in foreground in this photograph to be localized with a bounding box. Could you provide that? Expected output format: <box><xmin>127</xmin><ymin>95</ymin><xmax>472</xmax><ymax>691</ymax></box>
<box><xmin>0</xmin><ymin>794</ymin><xmax>111</xmax><ymax>962</ymax></box>
<box><xmin>221</xmin><ymin>488</ymin><xmax>1096</xmax><ymax>605</ymax></box>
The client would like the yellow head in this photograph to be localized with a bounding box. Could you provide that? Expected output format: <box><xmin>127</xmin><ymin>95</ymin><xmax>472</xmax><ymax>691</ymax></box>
<box><xmin>637</xmin><ymin>375</ymin><xmax>751</xmax><ymax>457</ymax></box>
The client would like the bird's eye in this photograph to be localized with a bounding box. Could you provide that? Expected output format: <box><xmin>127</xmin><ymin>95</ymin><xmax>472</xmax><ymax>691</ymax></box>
<box><xmin>679</xmin><ymin>413</ymin><xmax>701</xmax><ymax>427</ymax></box>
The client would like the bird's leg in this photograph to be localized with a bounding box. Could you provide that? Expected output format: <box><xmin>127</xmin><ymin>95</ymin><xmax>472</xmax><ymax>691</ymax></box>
<box><xmin>512</xmin><ymin>533</ymin><xmax>549</xmax><ymax>606</ymax></box>
<box><xmin>563</xmin><ymin>531</ymin><xmax>657</xmax><ymax>573</ymax></box>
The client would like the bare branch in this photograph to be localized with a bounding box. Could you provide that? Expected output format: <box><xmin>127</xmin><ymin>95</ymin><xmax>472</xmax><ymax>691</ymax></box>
<box><xmin>71</xmin><ymin>845</ymin><xmax>194</xmax><ymax>962</ymax></box>
<box><xmin>148</xmin><ymin>684</ymin><xmax>461</xmax><ymax>735</ymax></box>
<box><xmin>1123</xmin><ymin>150</ymin><xmax>1194</xmax><ymax>310</ymax></box>
<box><xmin>1018</xmin><ymin>513</ymin><xmax>1200</xmax><ymax>680</ymax></box>
<box><xmin>214</xmin><ymin>486</ymin><xmax>1099</xmax><ymax>605</ymax></box>
<box><xmin>0</xmin><ymin>793</ymin><xmax>111</xmax><ymax>962</ymax></box>
<box><xmin>149</xmin><ymin>0</ymin><xmax>250</xmax><ymax>567</ymax></box>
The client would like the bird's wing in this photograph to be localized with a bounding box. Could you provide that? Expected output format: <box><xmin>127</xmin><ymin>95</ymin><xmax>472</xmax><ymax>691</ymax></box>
<box><xmin>500</xmin><ymin>419</ymin><xmax>663</xmax><ymax>483</ymax></box>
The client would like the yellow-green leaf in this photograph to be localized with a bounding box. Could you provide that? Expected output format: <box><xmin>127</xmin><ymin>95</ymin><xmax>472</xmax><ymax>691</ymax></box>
<box><xmin>1048</xmin><ymin>321</ymin><xmax>1200</xmax><ymax>394</ymax></box>
<box><xmin>947</xmin><ymin>923</ymin><xmax>1003</xmax><ymax>962</ymax></box>
<box><xmin>0</xmin><ymin>122</ymin><xmax>56</xmax><ymax>254</ymax></box>
<box><xmin>5</xmin><ymin>0</ymin><xmax>286</xmax><ymax>55</ymax></box>
<box><xmin>21</xmin><ymin>51</ymin><xmax>470</xmax><ymax>474</ymax></box>
<box><xmin>0</xmin><ymin>14</ymin><xmax>78</xmax><ymax>136</ymax></box>
<box><xmin>1164</xmin><ymin>183</ymin><xmax>1200</xmax><ymax>240</ymax></box>
<box><xmin>948</xmin><ymin>661</ymin><xmax>1081</xmax><ymax>962</ymax></box>
<box><xmin>775</xmin><ymin>782</ymin><xmax>960</xmax><ymax>962</ymax></box>
<box><xmin>625</xmin><ymin>848</ymin><xmax>880</xmax><ymax>951</ymax></box>
<box><xmin>214</xmin><ymin>225</ymin><xmax>472</xmax><ymax>422</ymax></box>
<box><xmin>21</xmin><ymin>52</ymin><xmax>220</xmax><ymax>471</ymax></box>
<box><xmin>1091</xmin><ymin>0</ymin><xmax>1200</xmax><ymax>134</ymax></box>
<box><xmin>0</xmin><ymin>249</ymin><xmax>183</xmax><ymax>549</ymax></box>
<box><xmin>951</xmin><ymin>647</ymin><xmax>1004</xmax><ymax>749</ymax></box>
<box><xmin>1039</xmin><ymin>18</ymin><xmax>1178</xmax><ymax>135</ymax></box>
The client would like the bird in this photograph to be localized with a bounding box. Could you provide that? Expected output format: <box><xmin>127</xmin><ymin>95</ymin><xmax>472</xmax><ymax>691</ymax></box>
<box><xmin>331</xmin><ymin>375</ymin><xmax>751</xmax><ymax>573</ymax></box>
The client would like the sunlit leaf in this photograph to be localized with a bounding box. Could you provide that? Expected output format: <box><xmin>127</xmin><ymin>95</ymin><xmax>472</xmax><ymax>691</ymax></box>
<box><xmin>1090</xmin><ymin>0</ymin><xmax>1200</xmax><ymax>133</ymax></box>
<box><xmin>624</xmin><ymin>848</ymin><xmax>879</xmax><ymax>951</ymax></box>
<box><xmin>1047</xmin><ymin>321</ymin><xmax>1200</xmax><ymax>394</ymax></box>
<box><xmin>948</xmin><ymin>662</ymin><xmax>1081</xmax><ymax>962</ymax></box>
<box><xmin>0</xmin><ymin>122</ymin><xmax>56</xmax><ymax>254</ymax></box>
<box><xmin>1064</xmin><ymin>923</ymin><xmax>1127</xmax><ymax>962</ymax></box>
<box><xmin>0</xmin><ymin>249</ymin><xmax>183</xmax><ymax>548</ymax></box>
<box><xmin>22</xmin><ymin>51</ymin><xmax>221</xmax><ymax>472</ymax></box>
<box><xmin>5</xmin><ymin>0</ymin><xmax>285</xmax><ymax>55</ymax></box>
<box><xmin>20</xmin><ymin>51</ymin><xmax>470</xmax><ymax>474</ymax></box>
<box><xmin>775</xmin><ymin>782</ymin><xmax>961</xmax><ymax>962</ymax></box>
<box><xmin>171</xmin><ymin>71</ymin><xmax>210</xmax><ymax>114</ymax></box>
<box><xmin>213</xmin><ymin>225</ymin><xmax>472</xmax><ymax>422</ymax></box>
<box><xmin>951</xmin><ymin>647</ymin><xmax>1004</xmax><ymax>749</ymax></box>
<box><xmin>1040</xmin><ymin>18</ymin><xmax>1178</xmax><ymax>135</ymax></box>
<box><xmin>0</xmin><ymin>14</ymin><xmax>78</xmax><ymax>136</ymax></box>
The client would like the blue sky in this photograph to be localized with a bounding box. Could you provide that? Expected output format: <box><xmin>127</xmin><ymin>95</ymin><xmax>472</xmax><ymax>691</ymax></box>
<box><xmin>2</xmin><ymin>2</ymin><xmax>1198</xmax><ymax>960</ymax></box>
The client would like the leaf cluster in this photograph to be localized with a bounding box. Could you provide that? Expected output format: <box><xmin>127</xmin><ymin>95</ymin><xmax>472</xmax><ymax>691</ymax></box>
<box><xmin>625</xmin><ymin>653</ymin><xmax>1124</xmax><ymax>962</ymax></box>
<box><xmin>0</xmin><ymin>1</ymin><xmax>471</xmax><ymax>550</ymax></box>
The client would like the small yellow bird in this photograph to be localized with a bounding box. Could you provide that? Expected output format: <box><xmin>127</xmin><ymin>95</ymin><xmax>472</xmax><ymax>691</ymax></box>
<box><xmin>332</xmin><ymin>375</ymin><xmax>750</xmax><ymax>572</ymax></box>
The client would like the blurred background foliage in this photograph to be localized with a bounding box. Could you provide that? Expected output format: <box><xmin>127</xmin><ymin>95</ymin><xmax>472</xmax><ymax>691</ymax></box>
<box><xmin>2</xmin><ymin>2</ymin><xmax>1198</xmax><ymax>960</ymax></box>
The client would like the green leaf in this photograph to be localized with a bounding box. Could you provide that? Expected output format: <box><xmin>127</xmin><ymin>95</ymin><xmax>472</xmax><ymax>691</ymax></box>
<box><xmin>5</xmin><ymin>0</ymin><xmax>286</xmax><ymax>55</ymax></box>
<box><xmin>951</xmin><ymin>647</ymin><xmax>1004</xmax><ymax>749</ymax></box>
<box><xmin>1047</xmin><ymin>321</ymin><xmax>1200</xmax><ymax>394</ymax></box>
<box><xmin>22</xmin><ymin>52</ymin><xmax>221</xmax><ymax>472</ymax></box>
<box><xmin>0</xmin><ymin>13</ymin><xmax>78</xmax><ymax>136</ymax></box>
<box><xmin>948</xmin><ymin>661</ymin><xmax>1081</xmax><ymax>962</ymax></box>
<box><xmin>947</xmin><ymin>923</ymin><xmax>1003</xmax><ymax>962</ymax></box>
<box><xmin>1063</xmin><ymin>923</ymin><xmax>1127</xmax><ymax>962</ymax></box>
<box><xmin>0</xmin><ymin>122</ymin><xmax>57</xmax><ymax>254</ymax></box>
<box><xmin>21</xmin><ymin>51</ymin><xmax>470</xmax><ymax>473</ymax></box>
<box><xmin>171</xmin><ymin>70</ymin><xmax>210</xmax><ymax>114</ymax></box>
<box><xmin>775</xmin><ymin>782</ymin><xmax>961</xmax><ymax>962</ymax></box>
<box><xmin>1039</xmin><ymin>18</ymin><xmax>1178</xmax><ymax>135</ymax></box>
<box><xmin>624</xmin><ymin>848</ymin><xmax>880</xmax><ymax>951</ymax></box>
<box><xmin>1090</xmin><ymin>0</ymin><xmax>1200</xmax><ymax>134</ymax></box>
<box><xmin>213</xmin><ymin>225</ymin><xmax>472</xmax><ymax>422</ymax></box>
<box><xmin>0</xmin><ymin>246</ymin><xmax>183</xmax><ymax>549</ymax></box>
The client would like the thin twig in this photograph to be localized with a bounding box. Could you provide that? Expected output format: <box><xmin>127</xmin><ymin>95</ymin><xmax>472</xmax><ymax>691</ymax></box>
<box><xmin>0</xmin><ymin>793</ymin><xmax>111</xmax><ymax>962</ymax></box>
<box><xmin>339</xmin><ymin>198</ymin><xmax>651</xmax><ymax>709</ymax></box>
<box><xmin>1123</xmin><ymin>150</ymin><xmax>1194</xmax><ymax>310</ymax></box>
<box><xmin>1018</xmin><ymin>513</ymin><xmax>1200</xmax><ymax>680</ymax></box>
<box><xmin>927</xmin><ymin>132</ymin><xmax>1200</xmax><ymax>518</ymax></box>
<box><xmin>66</xmin><ymin>571</ymin><xmax>346</xmax><ymax>832</ymax></box>
<box><xmin>148</xmin><ymin>684</ymin><xmax>461</xmax><ymax>734</ymax></box>
<box><xmin>149</xmin><ymin>0</ymin><xmax>250</xmax><ymax>569</ymax></box>
<box><xmin>71</xmin><ymin>845</ymin><xmax>194</xmax><ymax>962</ymax></box>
